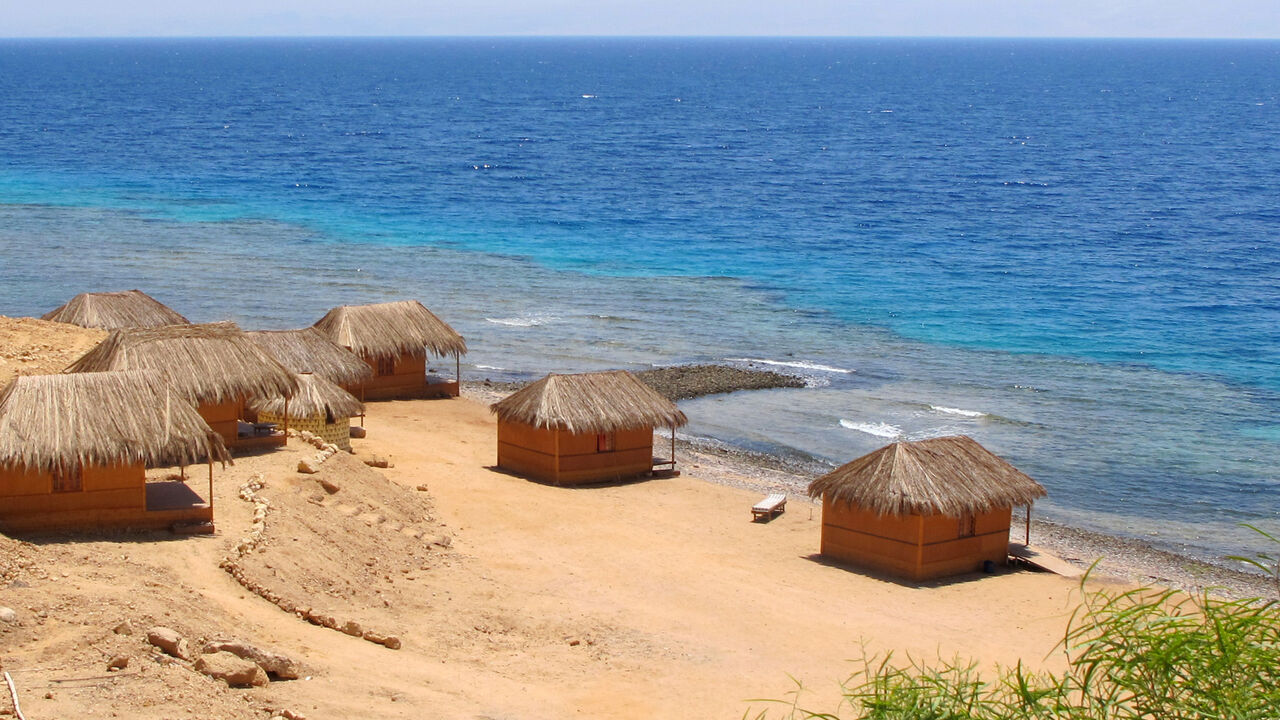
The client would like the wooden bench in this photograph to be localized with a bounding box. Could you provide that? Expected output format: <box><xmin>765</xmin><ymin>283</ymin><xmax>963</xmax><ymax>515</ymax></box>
<box><xmin>751</xmin><ymin>493</ymin><xmax>787</xmax><ymax>521</ymax></box>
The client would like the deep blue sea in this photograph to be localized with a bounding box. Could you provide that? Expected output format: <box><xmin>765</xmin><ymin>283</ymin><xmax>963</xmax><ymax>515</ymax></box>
<box><xmin>1</xmin><ymin>38</ymin><xmax>1277</xmax><ymax>560</ymax></box>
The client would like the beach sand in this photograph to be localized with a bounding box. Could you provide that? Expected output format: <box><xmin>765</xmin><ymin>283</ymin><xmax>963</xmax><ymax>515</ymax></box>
<box><xmin>3</xmin><ymin>394</ymin><xmax>1091</xmax><ymax>720</ymax></box>
<box><xmin>2</xmin><ymin>316</ymin><xmax>1272</xmax><ymax>718</ymax></box>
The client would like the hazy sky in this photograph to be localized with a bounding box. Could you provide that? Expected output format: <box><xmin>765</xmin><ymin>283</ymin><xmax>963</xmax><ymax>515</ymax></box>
<box><xmin>4</xmin><ymin>0</ymin><xmax>1279</xmax><ymax>39</ymax></box>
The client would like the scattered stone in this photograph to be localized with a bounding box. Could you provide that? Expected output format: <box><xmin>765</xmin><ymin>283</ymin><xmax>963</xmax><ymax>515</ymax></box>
<box><xmin>363</xmin><ymin>456</ymin><xmax>390</xmax><ymax>469</ymax></box>
<box><xmin>317</xmin><ymin>478</ymin><xmax>341</xmax><ymax>494</ymax></box>
<box><xmin>271</xmin><ymin>710</ymin><xmax>308</xmax><ymax>720</ymax></box>
<box><xmin>146</xmin><ymin>626</ymin><xmax>191</xmax><ymax>661</ymax></box>
<box><xmin>349</xmin><ymin>426</ymin><xmax>367</xmax><ymax>439</ymax></box>
<box><xmin>340</xmin><ymin>620</ymin><xmax>363</xmax><ymax>637</ymax></box>
<box><xmin>415</xmin><ymin>484</ymin><xmax>429</xmax><ymax>492</ymax></box>
<box><xmin>568</xmin><ymin>639</ymin><xmax>581</xmax><ymax>647</ymax></box>
<box><xmin>297</xmin><ymin>459</ymin><xmax>319</xmax><ymax>474</ymax></box>
<box><xmin>107</xmin><ymin>655</ymin><xmax>130</xmax><ymax>670</ymax></box>
<box><xmin>431</xmin><ymin>535</ymin><xmax>452</xmax><ymax>548</ymax></box>
<box><xmin>194</xmin><ymin>651</ymin><xmax>269</xmax><ymax>687</ymax></box>
<box><xmin>202</xmin><ymin>640</ymin><xmax>301</xmax><ymax>680</ymax></box>
<box><xmin>0</xmin><ymin>607</ymin><xmax>17</xmax><ymax>624</ymax></box>
<box><xmin>112</xmin><ymin>620</ymin><xmax>133</xmax><ymax>635</ymax></box>
<box><xmin>362</xmin><ymin>629</ymin><xmax>402</xmax><ymax>649</ymax></box>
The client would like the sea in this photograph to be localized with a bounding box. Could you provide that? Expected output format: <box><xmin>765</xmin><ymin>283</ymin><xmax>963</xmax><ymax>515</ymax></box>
<box><xmin>0</xmin><ymin>37</ymin><xmax>1277</xmax><ymax>562</ymax></box>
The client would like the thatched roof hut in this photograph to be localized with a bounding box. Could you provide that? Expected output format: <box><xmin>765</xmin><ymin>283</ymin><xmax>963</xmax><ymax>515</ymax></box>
<box><xmin>42</xmin><ymin>290</ymin><xmax>190</xmax><ymax>330</ymax></box>
<box><xmin>312</xmin><ymin>300</ymin><xmax>467</xmax><ymax>360</ymax></box>
<box><xmin>0</xmin><ymin>371</ymin><xmax>229</xmax><ymax>472</ymax></box>
<box><xmin>807</xmin><ymin>435</ymin><xmax>1046</xmax><ymax>517</ymax></box>
<box><xmin>248</xmin><ymin>373</ymin><xmax>363</xmax><ymax>422</ymax></box>
<box><xmin>492</xmin><ymin>370</ymin><xmax>688</xmax><ymax>434</ymax></box>
<box><xmin>246</xmin><ymin>328</ymin><xmax>373</xmax><ymax>387</ymax></box>
<box><xmin>808</xmin><ymin>436</ymin><xmax>1047</xmax><ymax>581</ymax></box>
<box><xmin>65</xmin><ymin>322</ymin><xmax>298</xmax><ymax>405</ymax></box>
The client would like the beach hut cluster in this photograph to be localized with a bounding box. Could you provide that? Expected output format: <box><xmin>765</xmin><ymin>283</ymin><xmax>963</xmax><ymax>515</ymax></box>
<box><xmin>0</xmin><ymin>291</ymin><xmax>467</xmax><ymax>533</ymax></box>
<box><xmin>4</xmin><ymin>288</ymin><xmax>1050</xmax><ymax>582</ymax></box>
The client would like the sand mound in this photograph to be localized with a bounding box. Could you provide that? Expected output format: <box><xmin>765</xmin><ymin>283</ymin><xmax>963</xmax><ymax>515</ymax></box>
<box><xmin>226</xmin><ymin>451</ymin><xmax>453</xmax><ymax>640</ymax></box>
<box><xmin>0</xmin><ymin>315</ymin><xmax>106</xmax><ymax>387</ymax></box>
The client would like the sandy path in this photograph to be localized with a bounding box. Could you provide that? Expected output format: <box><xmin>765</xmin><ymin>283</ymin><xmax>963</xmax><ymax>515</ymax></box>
<box><xmin>358</xmin><ymin>397</ymin><xmax>1085</xmax><ymax>718</ymax></box>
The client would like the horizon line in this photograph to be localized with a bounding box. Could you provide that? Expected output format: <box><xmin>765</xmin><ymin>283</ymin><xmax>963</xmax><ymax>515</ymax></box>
<box><xmin>2</xmin><ymin>34</ymin><xmax>1279</xmax><ymax>41</ymax></box>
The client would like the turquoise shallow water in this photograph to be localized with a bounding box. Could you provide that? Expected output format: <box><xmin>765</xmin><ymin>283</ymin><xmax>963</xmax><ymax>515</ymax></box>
<box><xmin>0</xmin><ymin>38</ymin><xmax>1277</xmax><ymax>560</ymax></box>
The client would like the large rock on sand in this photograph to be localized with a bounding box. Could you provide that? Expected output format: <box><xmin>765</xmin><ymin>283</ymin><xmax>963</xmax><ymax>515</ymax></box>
<box><xmin>195</xmin><ymin>651</ymin><xmax>269</xmax><ymax>687</ymax></box>
<box><xmin>146</xmin><ymin>626</ymin><xmax>191</xmax><ymax>660</ymax></box>
<box><xmin>203</xmin><ymin>639</ymin><xmax>301</xmax><ymax>679</ymax></box>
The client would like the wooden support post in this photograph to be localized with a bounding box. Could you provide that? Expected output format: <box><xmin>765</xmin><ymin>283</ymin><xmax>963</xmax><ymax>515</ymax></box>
<box><xmin>208</xmin><ymin>459</ymin><xmax>214</xmax><ymax>513</ymax></box>
<box><xmin>455</xmin><ymin>351</ymin><xmax>461</xmax><ymax>391</ymax></box>
<box><xmin>1025</xmin><ymin>503</ymin><xmax>1032</xmax><ymax>545</ymax></box>
<box><xmin>670</xmin><ymin>424</ymin><xmax>676</xmax><ymax>465</ymax></box>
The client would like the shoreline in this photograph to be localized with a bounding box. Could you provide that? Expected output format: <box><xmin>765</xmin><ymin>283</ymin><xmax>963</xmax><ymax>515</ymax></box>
<box><xmin>464</xmin><ymin>377</ymin><xmax>1277</xmax><ymax>600</ymax></box>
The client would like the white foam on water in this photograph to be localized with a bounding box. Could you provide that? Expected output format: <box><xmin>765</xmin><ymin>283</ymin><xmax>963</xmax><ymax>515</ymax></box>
<box><xmin>929</xmin><ymin>405</ymin><xmax>987</xmax><ymax>418</ymax></box>
<box><xmin>725</xmin><ymin>357</ymin><xmax>853</xmax><ymax>374</ymax></box>
<box><xmin>907</xmin><ymin>425</ymin><xmax>962</xmax><ymax>441</ymax></box>
<box><xmin>473</xmin><ymin>364</ymin><xmax>505</xmax><ymax>371</ymax></box>
<box><xmin>485</xmin><ymin>315</ymin><xmax>551</xmax><ymax>327</ymax></box>
<box><xmin>839</xmin><ymin>419</ymin><xmax>902</xmax><ymax>438</ymax></box>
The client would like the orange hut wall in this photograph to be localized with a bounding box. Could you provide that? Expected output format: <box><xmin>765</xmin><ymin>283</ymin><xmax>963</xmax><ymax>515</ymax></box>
<box><xmin>496</xmin><ymin>419</ymin><xmax>654</xmax><ymax>485</ymax></box>
<box><xmin>819</xmin><ymin>498</ymin><xmax>1012</xmax><ymax>581</ymax></box>
<box><xmin>0</xmin><ymin>462</ymin><xmax>211</xmax><ymax>533</ymax></box>
<box><xmin>353</xmin><ymin>352</ymin><xmax>458</xmax><ymax>400</ymax></box>
<box><xmin>199</xmin><ymin>399</ymin><xmax>241</xmax><ymax>446</ymax></box>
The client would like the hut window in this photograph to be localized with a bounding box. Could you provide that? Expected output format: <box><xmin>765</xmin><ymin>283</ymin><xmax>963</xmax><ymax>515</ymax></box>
<box><xmin>52</xmin><ymin>464</ymin><xmax>83</xmax><ymax>493</ymax></box>
<box><xmin>376</xmin><ymin>356</ymin><xmax>396</xmax><ymax>376</ymax></box>
<box><xmin>596</xmin><ymin>433</ymin><xmax>615</xmax><ymax>452</ymax></box>
<box><xmin>958</xmin><ymin>513</ymin><xmax>976</xmax><ymax>538</ymax></box>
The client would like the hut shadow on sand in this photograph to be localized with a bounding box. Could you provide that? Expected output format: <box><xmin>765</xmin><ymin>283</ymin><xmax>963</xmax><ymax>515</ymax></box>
<box><xmin>801</xmin><ymin>550</ymin><xmax>1039</xmax><ymax>589</ymax></box>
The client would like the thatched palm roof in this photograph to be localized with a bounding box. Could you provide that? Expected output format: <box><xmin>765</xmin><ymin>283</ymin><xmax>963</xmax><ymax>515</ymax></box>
<box><xmin>312</xmin><ymin>300</ymin><xmax>467</xmax><ymax>360</ymax></box>
<box><xmin>491</xmin><ymin>370</ymin><xmax>688</xmax><ymax>434</ymax></box>
<box><xmin>808</xmin><ymin>436</ymin><xmax>1046</xmax><ymax>517</ymax></box>
<box><xmin>248</xmin><ymin>373</ymin><xmax>364</xmax><ymax>422</ymax></box>
<box><xmin>0</xmin><ymin>371</ymin><xmax>229</xmax><ymax>472</ymax></box>
<box><xmin>42</xmin><ymin>290</ymin><xmax>190</xmax><ymax>330</ymax></box>
<box><xmin>65</xmin><ymin>322</ymin><xmax>298</xmax><ymax>406</ymax></box>
<box><xmin>247</xmin><ymin>328</ymin><xmax>373</xmax><ymax>386</ymax></box>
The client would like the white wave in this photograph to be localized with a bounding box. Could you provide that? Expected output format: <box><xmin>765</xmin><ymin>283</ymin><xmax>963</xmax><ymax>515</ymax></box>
<box><xmin>907</xmin><ymin>426</ymin><xmax>961</xmax><ymax>441</ymax></box>
<box><xmin>929</xmin><ymin>405</ymin><xmax>987</xmax><ymax>418</ymax></box>
<box><xmin>581</xmin><ymin>94</ymin><xmax>597</xmax><ymax>98</ymax></box>
<box><xmin>725</xmin><ymin>357</ymin><xmax>853</xmax><ymax>374</ymax></box>
<box><xmin>473</xmin><ymin>364</ymin><xmax>505</xmax><ymax>371</ymax></box>
<box><xmin>485</xmin><ymin>316</ymin><xmax>550</xmax><ymax>327</ymax></box>
<box><xmin>839</xmin><ymin>419</ymin><xmax>902</xmax><ymax>438</ymax></box>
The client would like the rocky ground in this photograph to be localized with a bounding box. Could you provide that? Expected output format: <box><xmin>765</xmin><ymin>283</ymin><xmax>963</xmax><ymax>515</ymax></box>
<box><xmin>0</xmin><ymin>316</ymin><xmax>106</xmax><ymax>387</ymax></box>
<box><xmin>0</xmin><ymin>445</ymin><xmax>456</xmax><ymax>720</ymax></box>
